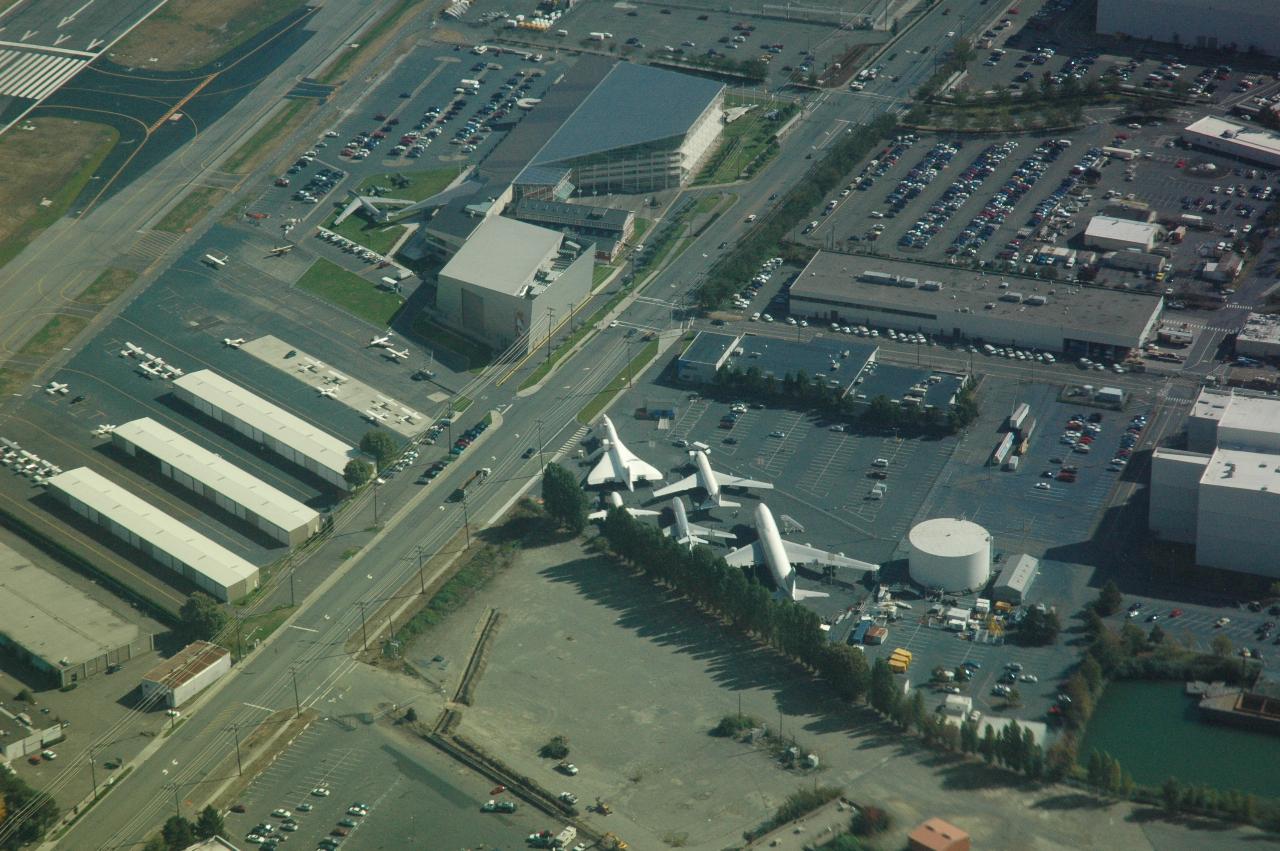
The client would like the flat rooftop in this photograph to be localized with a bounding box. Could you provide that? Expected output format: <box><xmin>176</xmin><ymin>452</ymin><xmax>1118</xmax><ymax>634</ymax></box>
<box><xmin>173</xmin><ymin>370</ymin><xmax>355</xmax><ymax>478</ymax></box>
<box><xmin>47</xmin><ymin>467</ymin><xmax>259</xmax><ymax>590</ymax></box>
<box><xmin>1185</xmin><ymin>115</ymin><xmax>1280</xmax><ymax>159</ymax></box>
<box><xmin>735</xmin><ymin>335</ymin><xmax>877</xmax><ymax>389</ymax></box>
<box><xmin>680</xmin><ymin>331</ymin><xmax>741</xmax><ymax>366</ymax></box>
<box><xmin>1192</xmin><ymin>387</ymin><xmax>1280</xmax><ymax>436</ymax></box>
<box><xmin>1084</xmin><ymin>215</ymin><xmax>1161</xmax><ymax>244</ymax></box>
<box><xmin>1201</xmin><ymin>447</ymin><xmax>1280</xmax><ymax>494</ymax></box>
<box><xmin>114</xmin><ymin>418</ymin><xmax>319</xmax><ymax>533</ymax></box>
<box><xmin>142</xmin><ymin>640</ymin><xmax>229</xmax><ymax>690</ymax></box>
<box><xmin>1240</xmin><ymin>313</ymin><xmax>1280</xmax><ymax>346</ymax></box>
<box><xmin>790</xmin><ymin>251</ymin><xmax>1163</xmax><ymax>339</ymax></box>
<box><xmin>440</xmin><ymin>215</ymin><xmax>564</xmax><ymax>296</ymax></box>
<box><xmin>0</xmin><ymin>543</ymin><xmax>138</xmax><ymax>666</ymax></box>
<box><xmin>853</xmin><ymin>362</ymin><xmax>965</xmax><ymax>408</ymax></box>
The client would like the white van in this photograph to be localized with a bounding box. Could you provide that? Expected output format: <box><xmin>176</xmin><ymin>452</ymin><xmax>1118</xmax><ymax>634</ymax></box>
<box><xmin>982</xmin><ymin>344</ymin><xmax>996</xmax><ymax>355</ymax></box>
<box><xmin>872</xmin><ymin>458</ymin><xmax>889</xmax><ymax>468</ymax></box>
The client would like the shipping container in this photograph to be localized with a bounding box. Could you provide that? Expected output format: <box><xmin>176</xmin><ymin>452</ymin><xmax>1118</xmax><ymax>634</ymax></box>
<box><xmin>865</xmin><ymin>625</ymin><xmax>887</xmax><ymax>645</ymax></box>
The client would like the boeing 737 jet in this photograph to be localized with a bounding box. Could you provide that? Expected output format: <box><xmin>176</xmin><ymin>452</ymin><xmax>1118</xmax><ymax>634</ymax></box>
<box><xmin>725</xmin><ymin>503</ymin><xmax>878</xmax><ymax>600</ymax></box>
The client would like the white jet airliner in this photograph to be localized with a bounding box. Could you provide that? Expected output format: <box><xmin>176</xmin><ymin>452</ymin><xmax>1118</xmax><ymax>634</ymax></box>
<box><xmin>586</xmin><ymin>415</ymin><xmax>663</xmax><ymax>491</ymax></box>
<box><xmin>652</xmin><ymin>447</ymin><xmax>772</xmax><ymax>508</ymax></box>
<box><xmin>725</xmin><ymin>503</ymin><xmax>878</xmax><ymax>600</ymax></box>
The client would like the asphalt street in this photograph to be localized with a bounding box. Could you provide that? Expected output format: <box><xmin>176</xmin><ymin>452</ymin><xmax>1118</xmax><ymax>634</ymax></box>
<box><xmin>11</xmin><ymin>0</ymin><xmax>1074</xmax><ymax>845</ymax></box>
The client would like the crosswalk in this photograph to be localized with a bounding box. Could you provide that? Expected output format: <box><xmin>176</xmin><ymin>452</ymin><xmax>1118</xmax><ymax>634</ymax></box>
<box><xmin>0</xmin><ymin>48</ymin><xmax>89</xmax><ymax>101</ymax></box>
<box><xmin>1170</xmin><ymin>319</ymin><xmax>1243</xmax><ymax>334</ymax></box>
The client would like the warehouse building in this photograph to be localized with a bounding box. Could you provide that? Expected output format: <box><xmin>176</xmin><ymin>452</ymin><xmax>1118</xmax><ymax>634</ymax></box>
<box><xmin>991</xmin><ymin>553</ymin><xmax>1039</xmax><ymax>605</ymax></box>
<box><xmin>140</xmin><ymin>641</ymin><xmax>231</xmax><ymax>708</ymax></box>
<box><xmin>676</xmin><ymin>331</ymin><xmax>741</xmax><ymax>383</ymax></box>
<box><xmin>0</xmin><ymin>543</ymin><xmax>152</xmax><ymax>687</ymax></box>
<box><xmin>1237</xmin><ymin>313</ymin><xmax>1280</xmax><ymax>360</ymax></box>
<box><xmin>0</xmin><ymin>704</ymin><xmax>63</xmax><ymax>761</ymax></box>
<box><xmin>1083</xmin><ymin>215</ymin><xmax>1162</xmax><ymax>253</ymax></box>
<box><xmin>788</xmin><ymin>252</ymin><xmax>1162</xmax><ymax>360</ymax></box>
<box><xmin>1097</xmin><ymin>0</ymin><xmax>1280</xmax><ymax>59</ymax></box>
<box><xmin>1150</xmin><ymin>389</ymin><xmax>1280</xmax><ymax>578</ymax></box>
<box><xmin>46</xmin><ymin>467</ymin><xmax>260</xmax><ymax>602</ymax></box>
<box><xmin>435</xmin><ymin>215</ymin><xmax>594</xmax><ymax>355</ymax></box>
<box><xmin>1182</xmin><ymin>116</ymin><xmax>1280</xmax><ymax>169</ymax></box>
<box><xmin>172</xmin><ymin>370</ymin><xmax>357</xmax><ymax>490</ymax></box>
<box><xmin>509</xmin><ymin>198</ymin><xmax>635</xmax><ymax>261</ymax></box>
<box><xmin>112</xmin><ymin>418</ymin><xmax>322</xmax><ymax>547</ymax></box>
<box><xmin>527</xmin><ymin>62</ymin><xmax>725</xmax><ymax>194</ymax></box>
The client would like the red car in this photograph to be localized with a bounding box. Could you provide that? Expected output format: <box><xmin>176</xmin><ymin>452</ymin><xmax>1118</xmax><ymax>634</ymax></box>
<box><xmin>1170</xmin><ymin>609</ymin><xmax>1183</xmax><ymax>618</ymax></box>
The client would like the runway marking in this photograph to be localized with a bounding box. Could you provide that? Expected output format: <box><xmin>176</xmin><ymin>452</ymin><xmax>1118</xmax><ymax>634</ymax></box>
<box><xmin>0</xmin><ymin>1</ymin><xmax>25</xmax><ymax>22</ymax></box>
<box><xmin>0</xmin><ymin>48</ymin><xmax>87</xmax><ymax>100</ymax></box>
<box><xmin>59</xmin><ymin>0</ymin><xmax>94</xmax><ymax>28</ymax></box>
<box><xmin>243</xmin><ymin>702</ymin><xmax>274</xmax><ymax>712</ymax></box>
<box><xmin>0</xmin><ymin>37</ymin><xmax>91</xmax><ymax>56</ymax></box>
<box><xmin>289</xmin><ymin>624</ymin><xmax>320</xmax><ymax>633</ymax></box>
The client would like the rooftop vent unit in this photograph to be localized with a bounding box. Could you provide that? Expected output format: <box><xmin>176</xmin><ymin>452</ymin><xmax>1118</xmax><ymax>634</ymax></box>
<box><xmin>1000</xmin><ymin>292</ymin><xmax>1024</xmax><ymax>303</ymax></box>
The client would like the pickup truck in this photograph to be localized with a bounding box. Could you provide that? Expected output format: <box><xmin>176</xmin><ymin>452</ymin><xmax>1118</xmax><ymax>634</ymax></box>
<box><xmin>450</xmin><ymin>467</ymin><xmax>491</xmax><ymax>502</ymax></box>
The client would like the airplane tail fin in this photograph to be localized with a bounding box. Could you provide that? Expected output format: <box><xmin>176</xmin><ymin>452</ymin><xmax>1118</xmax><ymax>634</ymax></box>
<box><xmin>703</xmin><ymin>495</ymin><xmax>739</xmax><ymax>510</ymax></box>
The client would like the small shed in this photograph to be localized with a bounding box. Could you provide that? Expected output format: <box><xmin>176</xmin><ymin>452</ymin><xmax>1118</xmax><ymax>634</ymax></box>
<box><xmin>992</xmin><ymin>553</ymin><xmax>1039</xmax><ymax>604</ymax></box>
<box><xmin>140</xmin><ymin>641</ymin><xmax>231</xmax><ymax>708</ymax></box>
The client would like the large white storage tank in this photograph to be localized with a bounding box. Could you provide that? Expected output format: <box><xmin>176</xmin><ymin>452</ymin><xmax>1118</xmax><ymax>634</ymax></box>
<box><xmin>907</xmin><ymin>518</ymin><xmax>992</xmax><ymax>591</ymax></box>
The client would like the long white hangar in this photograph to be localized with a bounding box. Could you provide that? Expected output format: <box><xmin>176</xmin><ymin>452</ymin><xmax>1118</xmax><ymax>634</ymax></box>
<box><xmin>173</xmin><ymin>370</ymin><xmax>358</xmax><ymax>490</ymax></box>
<box><xmin>46</xmin><ymin>467</ymin><xmax>259</xmax><ymax>602</ymax></box>
<box><xmin>112</xmin><ymin>418</ymin><xmax>322</xmax><ymax>546</ymax></box>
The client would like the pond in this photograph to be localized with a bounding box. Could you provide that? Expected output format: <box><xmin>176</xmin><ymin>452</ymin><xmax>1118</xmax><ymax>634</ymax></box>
<box><xmin>1079</xmin><ymin>680</ymin><xmax>1280</xmax><ymax>797</ymax></box>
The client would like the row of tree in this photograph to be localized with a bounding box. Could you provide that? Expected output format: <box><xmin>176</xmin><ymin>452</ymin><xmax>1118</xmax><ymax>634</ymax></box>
<box><xmin>0</xmin><ymin>770</ymin><xmax>59</xmax><ymax>850</ymax></box>
<box><xmin>141</xmin><ymin>809</ymin><xmax>224</xmax><ymax>851</ymax></box>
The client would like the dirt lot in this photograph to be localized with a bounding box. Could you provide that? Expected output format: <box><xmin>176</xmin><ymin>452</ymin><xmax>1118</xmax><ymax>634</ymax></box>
<box><xmin>402</xmin><ymin>533</ymin><xmax>1270</xmax><ymax>850</ymax></box>
<box><xmin>0</xmin><ymin>118</ymin><xmax>116</xmax><ymax>265</ymax></box>
<box><xmin>108</xmin><ymin>0</ymin><xmax>307</xmax><ymax>71</ymax></box>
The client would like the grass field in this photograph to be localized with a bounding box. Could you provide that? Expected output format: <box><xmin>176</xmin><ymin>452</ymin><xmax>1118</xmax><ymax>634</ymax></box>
<box><xmin>0</xmin><ymin>118</ymin><xmax>117</xmax><ymax>271</ymax></box>
<box><xmin>296</xmin><ymin>259</ymin><xmax>403</xmax><ymax>326</ymax></box>
<box><xmin>318</xmin><ymin>0</ymin><xmax>424</xmax><ymax>84</ymax></box>
<box><xmin>223</xmin><ymin>99</ymin><xmax>316</xmax><ymax>174</ymax></box>
<box><xmin>236</xmin><ymin>605</ymin><xmax>296</xmax><ymax>658</ymax></box>
<box><xmin>361</xmin><ymin>168</ymin><xmax>460</xmax><ymax>203</ymax></box>
<box><xmin>20</xmin><ymin>314</ymin><xmax>89</xmax><ymax>358</ymax></box>
<box><xmin>577</xmin><ymin>340</ymin><xmax>659</xmax><ymax>424</ymax></box>
<box><xmin>324</xmin><ymin>209</ymin><xmax>406</xmax><ymax>256</ymax></box>
<box><xmin>592</xmin><ymin>264</ymin><xmax>617</xmax><ymax>286</ymax></box>
<box><xmin>76</xmin><ymin>268</ymin><xmax>138</xmax><ymax>306</ymax></box>
<box><xmin>409</xmin><ymin>314</ymin><xmax>492</xmax><ymax>371</ymax></box>
<box><xmin>155</xmin><ymin>186</ymin><xmax>226</xmax><ymax>234</ymax></box>
<box><xmin>694</xmin><ymin>98</ymin><xmax>793</xmax><ymax>185</ymax></box>
<box><xmin>109</xmin><ymin>0</ymin><xmax>308</xmax><ymax>71</ymax></box>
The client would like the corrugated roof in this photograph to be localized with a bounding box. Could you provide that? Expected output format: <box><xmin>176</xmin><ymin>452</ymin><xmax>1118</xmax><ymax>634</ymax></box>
<box><xmin>1084</xmin><ymin>215</ymin><xmax>1161</xmax><ymax>245</ymax></box>
<box><xmin>113</xmin><ymin>418</ymin><xmax>319</xmax><ymax>534</ymax></box>
<box><xmin>512</xmin><ymin>198</ymin><xmax>633</xmax><ymax>230</ymax></box>
<box><xmin>142</xmin><ymin>640</ymin><xmax>229</xmax><ymax>690</ymax></box>
<box><xmin>48</xmin><ymin>468</ymin><xmax>259</xmax><ymax>592</ymax></box>
<box><xmin>440</xmin><ymin>215</ymin><xmax>563</xmax><ymax>295</ymax></box>
<box><xmin>531</xmin><ymin>62</ymin><xmax>723</xmax><ymax>167</ymax></box>
<box><xmin>173</xmin><ymin>370</ymin><xmax>354</xmax><ymax>477</ymax></box>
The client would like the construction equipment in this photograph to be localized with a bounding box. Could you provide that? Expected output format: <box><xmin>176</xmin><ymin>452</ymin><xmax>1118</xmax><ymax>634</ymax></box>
<box><xmin>601</xmin><ymin>833</ymin><xmax>628</xmax><ymax>850</ymax></box>
<box><xmin>594</xmin><ymin>797</ymin><xmax>612</xmax><ymax>815</ymax></box>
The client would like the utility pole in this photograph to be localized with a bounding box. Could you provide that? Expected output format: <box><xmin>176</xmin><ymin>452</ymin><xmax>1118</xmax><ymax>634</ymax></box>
<box><xmin>234</xmin><ymin>617</ymin><xmax>243</xmax><ymax>658</ymax></box>
<box><xmin>359</xmin><ymin>601</ymin><xmax>368</xmax><ymax>651</ymax></box>
<box><xmin>170</xmin><ymin>783</ymin><xmax>181</xmax><ymax>818</ymax></box>
<box><xmin>231</xmin><ymin>724</ymin><xmax>243</xmax><ymax>776</ymax></box>
<box><xmin>417</xmin><ymin>545</ymin><xmax>426</xmax><ymax>595</ymax></box>
<box><xmin>291</xmin><ymin>669</ymin><xmax>301</xmax><ymax>717</ymax></box>
<box><xmin>289</xmin><ymin>569</ymin><xmax>296</xmax><ymax>608</ymax></box>
<box><xmin>461</xmin><ymin>492</ymin><xmax>472</xmax><ymax>549</ymax></box>
<box><xmin>87</xmin><ymin>746</ymin><xmax>98</xmax><ymax>800</ymax></box>
<box><xmin>545</xmin><ymin>306</ymin><xmax>555</xmax><ymax>362</ymax></box>
<box><xmin>535</xmin><ymin>419</ymin><xmax>546</xmax><ymax>469</ymax></box>
<box><xmin>373</xmin><ymin>479</ymin><xmax>380</xmax><ymax>524</ymax></box>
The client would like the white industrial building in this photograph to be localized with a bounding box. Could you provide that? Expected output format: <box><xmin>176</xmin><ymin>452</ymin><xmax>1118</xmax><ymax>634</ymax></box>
<box><xmin>1237</xmin><ymin>313</ymin><xmax>1280</xmax><ymax>360</ymax></box>
<box><xmin>140</xmin><ymin>641</ymin><xmax>231</xmax><ymax>708</ymax></box>
<box><xmin>1182</xmin><ymin>116</ymin><xmax>1280</xmax><ymax>169</ymax></box>
<box><xmin>1150</xmin><ymin>389</ymin><xmax>1280</xmax><ymax>578</ymax></box>
<box><xmin>46</xmin><ymin>467</ymin><xmax>260</xmax><ymax>602</ymax></box>
<box><xmin>991</xmin><ymin>553</ymin><xmax>1039</xmax><ymax>604</ymax></box>
<box><xmin>1097</xmin><ymin>0</ymin><xmax>1280</xmax><ymax>58</ymax></box>
<box><xmin>112</xmin><ymin>418</ymin><xmax>322</xmax><ymax>546</ymax></box>
<box><xmin>1083</xmin><ymin>215</ymin><xmax>1162</xmax><ymax>253</ymax></box>
<box><xmin>907</xmin><ymin>518</ymin><xmax>993</xmax><ymax>592</ymax></box>
<box><xmin>788</xmin><ymin>253</ymin><xmax>1163</xmax><ymax>361</ymax></box>
<box><xmin>173</xmin><ymin>370</ymin><xmax>357</xmax><ymax>490</ymax></box>
<box><xmin>435</xmin><ymin>215</ymin><xmax>594</xmax><ymax>355</ymax></box>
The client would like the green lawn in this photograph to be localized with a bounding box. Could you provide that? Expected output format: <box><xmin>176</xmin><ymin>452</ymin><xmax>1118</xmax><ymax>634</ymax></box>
<box><xmin>21</xmin><ymin>314</ymin><xmax>89</xmax><ymax>358</ymax></box>
<box><xmin>409</xmin><ymin>314</ymin><xmax>493</xmax><ymax>371</ymax></box>
<box><xmin>156</xmin><ymin>187</ymin><xmax>226</xmax><ymax>234</ymax></box>
<box><xmin>577</xmin><ymin>340</ymin><xmax>659</xmax><ymax>424</ymax></box>
<box><xmin>592</xmin><ymin>264</ymin><xmax>617</xmax><ymax>286</ymax></box>
<box><xmin>324</xmin><ymin>209</ymin><xmax>407</xmax><ymax>256</ymax></box>
<box><xmin>360</xmin><ymin>168</ymin><xmax>460</xmax><ymax>203</ymax></box>
<box><xmin>695</xmin><ymin>98</ymin><xmax>794</xmax><ymax>185</ymax></box>
<box><xmin>631</xmin><ymin>217</ymin><xmax>652</xmax><ymax>244</ymax></box>
<box><xmin>76</xmin><ymin>268</ymin><xmax>138</xmax><ymax>306</ymax></box>
<box><xmin>223</xmin><ymin>99</ymin><xmax>315</xmax><ymax>174</ymax></box>
<box><xmin>295</xmin><ymin>258</ymin><xmax>403</xmax><ymax>326</ymax></box>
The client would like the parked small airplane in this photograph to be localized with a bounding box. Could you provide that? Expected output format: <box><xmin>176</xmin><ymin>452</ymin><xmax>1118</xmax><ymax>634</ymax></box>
<box><xmin>368</xmin><ymin>333</ymin><xmax>393</xmax><ymax>348</ymax></box>
<box><xmin>725</xmin><ymin>503</ymin><xmax>878</xmax><ymax>601</ymax></box>
<box><xmin>586</xmin><ymin>414</ymin><xmax>663</xmax><ymax>491</ymax></box>
<box><xmin>44</xmin><ymin>382</ymin><xmax>69</xmax><ymax>396</ymax></box>
<box><xmin>269</xmin><ymin>245</ymin><xmax>294</xmax><ymax>256</ymax></box>
<box><xmin>203</xmin><ymin>253</ymin><xmax>227</xmax><ymax>268</ymax></box>
<box><xmin>318</xmin><ymin>387</ymin><xmax>337</xmax><ymax>398</ymax></box>
<box><xmin>653</xmin><ymin>447</ymin><xmax>772</xmax><ymax>508</ymax></box>
<box><xmin>222</xmin><ymin>337</ymin><xmax>246</xmax><ymax>348</ymax></box>
<box><xmin>662</xmin><ymin>497</ymin><xmax>735</xmax><ymax>548</ymax></box>
<box><xmin>588</xmin><ymin>491</ymin><xmax>660</xmax><ymax>521</ymax></box>
<box><xmin>384</xmin><ymin>348</ymin><xmax>409</xmax><ymax>361</ymax></box>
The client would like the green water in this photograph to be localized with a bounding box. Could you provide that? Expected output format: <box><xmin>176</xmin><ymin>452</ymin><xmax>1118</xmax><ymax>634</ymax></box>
<box><xmin>1079</xmin><ymin>680</ymin><xmax>1280</xmax><ymax>797</ymax></box>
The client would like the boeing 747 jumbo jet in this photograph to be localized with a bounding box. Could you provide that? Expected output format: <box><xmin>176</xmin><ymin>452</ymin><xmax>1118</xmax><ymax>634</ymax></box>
<box><xmin>662</xmin><ymin>497</ymin><xmax>735</xmax><ymax>548</ymax></box>
<box><xmin>725</xmin><ymin>503</ymin><xmax>878</xmax><ymax>600</ymax></box>
<box><xmin>652</xmin><ymin>446</ymin><xmax>773</xmax><ymax>508</ymax></box>
<box><xmin>586</xmin><ymin>415</ymin><xmax>664</xmax><ymax>491</ymax></box>
<box><xmin>588</xmin><ymin>491</ymin><xmax>661</xmax><ymax>521</ymax></box>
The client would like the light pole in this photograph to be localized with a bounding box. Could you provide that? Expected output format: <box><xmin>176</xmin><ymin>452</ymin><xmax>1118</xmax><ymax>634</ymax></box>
<box><xmin>359</xmin><ymin>601</ymin><xmax>368</xmax><ymax>651</ymax></box>
<box><xmin>290</xmin><ymin>668</ymin><xmax>301</xmax><ymax>717</ymax></box>
<box><xmin>87</xmin><ymin>746</ymin><xmax>98</xmax><ymax>800</ymax></box>
<box><xmin>231</xmin><ymin>724</ymin><xmax>243</xmax><ymax>776</ymax></box>
<box><xmin>536</xmin><ymin>419</ymin><xmax>546</xmax><ymax>469</ymax></box>
<box><xmin>461</xmin><ymin>492</ymin><xmax>472</xmax><ymax>549</ymax></box>
<box><xmin>417</xmin><ymin>544</ymin><xmax>426</xmax><ymax>595</ymax></box>
<box><xmin>372</xmin><ymin>479</ymin><xmax>380</xmax><ymax>524</ymax></box>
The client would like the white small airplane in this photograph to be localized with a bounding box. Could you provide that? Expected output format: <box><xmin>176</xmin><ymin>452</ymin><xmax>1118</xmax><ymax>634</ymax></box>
<box><xmin>368</xmin><ymin>333</ymin><xmax>393</xmax><ymax>348</ymax></box>
<box><xmin>203</xmin><ymin>253</ymin><xmax>227</xmax><ymax>268</ymax></box>
<box><xmin>384</xmin><ymin>348</ymin><xmax>409</xmax><ymax>361</ymax></box>
<box><xmin>222</xmin><ymin>337</ymin><xmax>245</xmax><ymax>348</ymax></box>
<box><xmin>586</xmin><ymin>414</ymin><xmax>663</xmax><ymax>491</ymax></box>
<box><xmin>653</xmin><ymin>447</ymin><xmax>773</xmax><ymax>508</ymax></box>
<box><xmin>269</xmin><ymin>245</ymin><xmax>294</xmax><ymax>256</ymax></box>
<box><xmin>124</xmin><ymin>342</ymin><xmax>144</xmax><ymax>357</ymax></box>
<box><xmin>45</xmin><ymin>382</ymin><xmax>69</xmax><ymax>395</ymax></box>
<box><xmin>318</xmin><ymin>387</ymin><xmax>337</xmax><ymax>398</ymax></box>
<box><xmin>662</xmin><ymin>497</ymin><xmax>735</xmax><ymax>548</ymax></box>
<box><xmin>588</xmin><ymin>491</ymin><xmax>661</xmax><ymax>521</ymax></box>
<box><xmin>725</xmin><ymin>503</ymin><xmax>879</xmax><ymax>601</ymax></box>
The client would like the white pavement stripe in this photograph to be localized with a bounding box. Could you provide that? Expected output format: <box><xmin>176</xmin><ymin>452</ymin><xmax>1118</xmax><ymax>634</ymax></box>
<box><xmin>22</xmin><ymin>55</ymin><xmax>76</xmax><ymax>100</ymax></box>
<box><xmin>27</xmin><ymin>56</ymin><xmax>85</xmax><ymax>99</ymax></box>
<box><xmin>12</xmin><ymin>55</ymin><xmax>65</xmax><ymax>97</ymax></box>
<box><xmin>0</xmin><ymin>50</ymin><xmax>85</xmax><ymax>98</ymax></box>
<box><xmin>0</xmin><ymin>49</ymin><xmax>21</xmax><ymax>73</ymax></box>
<box><xmin>0</xmin><ymin>52</ymin><xmax>46</xmax><ymax>93</ymax></box>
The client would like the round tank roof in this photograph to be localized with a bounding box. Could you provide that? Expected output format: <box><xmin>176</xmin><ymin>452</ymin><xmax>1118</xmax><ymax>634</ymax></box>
<box><xmin>908</xmin><ymin>518</ymin><xmax>991</xmax><ymax>557</ymax></box>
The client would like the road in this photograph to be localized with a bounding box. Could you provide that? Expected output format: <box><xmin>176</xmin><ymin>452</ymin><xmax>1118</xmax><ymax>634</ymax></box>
<box><xmin>16</xmin><ymin>0</ymin><xmax>1103</xmax><ymax>845</ymax></box>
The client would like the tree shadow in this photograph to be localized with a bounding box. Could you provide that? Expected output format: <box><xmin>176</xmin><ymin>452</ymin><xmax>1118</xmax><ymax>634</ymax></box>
<box><xmin>936</xmin><ymin>760</ymin><xmax>1040</xmax><ymax>792</ymax></box>
<box><xmin>1031</xmin><ymin>792</ymin><xmax>1115</xmax><ymax>811</ymax></box>
<box><xmin>1126</xmin><ymin>805</ymin><xmax>1242</xmax><ymax>833</ymax></box>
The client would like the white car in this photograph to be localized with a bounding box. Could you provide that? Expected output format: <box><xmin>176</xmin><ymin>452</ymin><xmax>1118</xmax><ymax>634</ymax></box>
<box><xmin>271</xmin><ymin>809</ymin><xmax>291</xmax><ymax>819</ymax></box>
<box><xmin>1035</xmin><ymin>482</ymin><xmax>1051</xmax><ymax>490</ymax></box>
<box><xmin>312</xmin><ymin>787</ymin><xmax>331</xmax><ymax>797</ymax></box>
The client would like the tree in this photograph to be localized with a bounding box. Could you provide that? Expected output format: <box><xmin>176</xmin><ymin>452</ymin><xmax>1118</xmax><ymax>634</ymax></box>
<box><xmin>142</xmin><ymin>838</ymin><xmax>168</xmax><ymax>851</ymax></box>
<box><xmin>161</xmin><ymin>815</ymin><xmax>196</xmax><ymax>849</ymax></box>
<box><xmin>177</xmin><ymin>592</ymin><xmax>227</xmax><ymax>643</ymax></box>
<box><xmin>343</xmin><ymin>458</ymin><xmax>374</xmax><ymax>488</ymax></box>
<box><xmin>1096</xmin><ymin>580</ymin><xmax>1123</xmax><ymax>616</ymax></box>
<box><xmin>869</xmin><ymin>658</ymin><xmax>896</xmax><ymax>714</ymax></box>
<box><xmin>1079</xmin><ymin>655</ymin><xmax>1104</xmax><ymax>696</ymax></box>
<box><xmin>1211</xmin><ymin>633</ymin><xmax>1234</xmax><ymax>658</ymax></box>
<box><xmin>1087</xmin><ymin>749</ymin><xmax>1105</xmax><ymax>787</ymax></box>
<box><xmin>1162</xmin><ymin>777</ymin><xmax>1184</xmax><ymax>812</ymax></box>
<box><xmin>1106</xmin><ymin>754</ymin><xmax>1124</xmax><ymax>795</ymax></box>
<box><xmin>1149</xmin><ymin>623</ymin><xmax>1166</xmax><ymax>645</ymax></box>
<box><xmin>195</xmin><ymin>805</ymin><xmax>224</xmax><ymax>840</ymax></box>
<box><xmin>359</xmin><ymin>429</ymin><xmax>399</xmax><ymax>471</ymax></box>
<box><xmin>822</xmin><ymin>644</ymin><xmax>870</xmax><ymax>703</ymax></box>
<box><xmin>1082</xmin><ymin>608</ymin><xmax>1106</xmax><ymax>638</ymax></box>
<box><xmin>1120</xmin><ymin>621</ymin><xmax>1148</xmax><ymax>656</ymax></box>
<box><xmin>980</xmin><ymin>724</ymin><xmax>997</xmax><ymax>764</ymax></box>
<box><xmin>541</xmin><ymin>463</ymin><xmax>588</xmax><ymax>534</ymax></box>
<box><xmin>539</xmin><ymin>734</ymin><xmax>570</xmax><ymax>759</ymax></box>
<box><xmin>1045</xmin><ymin>736</ymin><xmax>1078</xmax><ymax>781</ymax></box>
<box><xmin>1018</xmin><ymin>607</ymin><xmax>1061</xmax><ymax>645</ymax></box>
<box><xmin>1088</xmin><ymin>628</ymin><xmax>1125</xmax><ymax>675</ymax></box>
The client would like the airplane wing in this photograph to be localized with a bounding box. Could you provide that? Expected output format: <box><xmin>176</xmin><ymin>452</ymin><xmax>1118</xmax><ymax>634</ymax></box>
<box><xmin>724</xmin><ymin>540</ymin><xmax>765</xmax><ymax>567</ymax></box>
<box><xmin>713</xmin><ymin>471</ymin><xmax>774</xmax><ymax>490</ymax></box>
<box><xmin>586</xmin><ymin>454</ymin><xmax>622</xmax><ymax>486</ymax></box>
<box><xmin>587</xmin><ymin>508</ymin><xmax>609</xmax><ymax>520</ymax></box>
<box><xmin>627</xmin><ymin>507</ymin><xmax>660</xmax><ymax>518</ymax></box>
<box><xmin>652</xmin><ymin>474</ymin><xmax>698</xmax><ymax>499</ymax></box>
<box><xmin>686</xmin><ymin>520</ymin><xmax>735</xmax><ymax>540</ymax></box>
<box><xmin>780</xmin><ymin>540</ymin><xmax>879</xmax><ymax>573</ymax></box>
<box><xmin>615</xmin><ymin>445</ymin><xmax>663</xmax><ymax>484</ymax></box>
<box><xmin>794</xmin><ymin>588</ymin><xmax>830</xmax><ymax>600</ymax></box>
